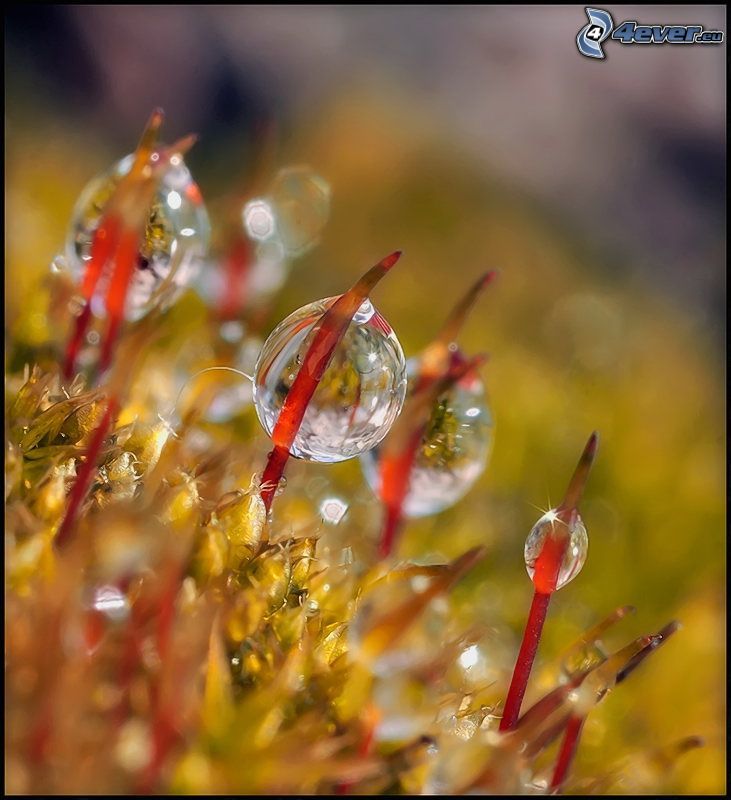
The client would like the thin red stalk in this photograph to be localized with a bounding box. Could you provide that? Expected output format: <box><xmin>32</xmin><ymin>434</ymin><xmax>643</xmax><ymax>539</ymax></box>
<box><xmin>561</xmin><ymin>431</ymin><xmax>598</xmax><ymax>510</ymax></box>
<box><xmin>414</xmin><ymin>270</ymin><xmax>496</xmax><ymax>394</ymax></box>
<box><xmin>219</xmin><ymin>234</ymin><xmax>254</xmax><ymax>320</ymax></box>
<box><xmin>260</xmin><ymin>250</ymin><xmax>402</xmax><ymax>512</ymax></box>
<box><xmin>376</xmin><ymin>353</ymin><xmax>487</xmax><ymax>558</ymax></box>
<box><xmin>374</xmin><ymin>275</ymin><xmax>495</xmax><ymax>557</ymax></box>
<box><xmin>62</xmin><ymin>110</ymin><xmax>163</xmax><ymax>380</ymax></box>
<box><xmin>500</xmin><ymin>590</ymin><xmax>551</xmax><ymax>732</ymax></box>
<box><xmin>63</xmin><ymin>302</ymin><xmax>94</xmax><ymax>381</ymax></box>
<box><xmin>377</xmin><ymin>504</ymin><xmax>405</xmax><ymax>561</ymax></box>
<box><xmin>616</xmin><ymin>620</ymin><xmax>679</xmax><ymax>684</ymax></box>
<box><xmin>63</xmin><ymin>215</ymin><xmax>122</xmax><ymax>379</ymax></box>
<box><xmin>335</xmin><ymin>709</ymin><xmax>378</xmax><ymax>795</ymax></box>
<box><xmin>550</xmin><ymin>714</ymin><xmax>585</xmax><ymax>792</ymax></box>
<box><xmin>260</xmin><ymin>444</ymin><xmax>291</xmax><ymax>513</ymax></box>
<box><xmin>55</xmin><ymin>395</ymin><xmax>118</xmax><ymax>549</ymax></box>
<box><xmin>548</xmin><ymin>625</ymin><xmax>676</xmax><ymax>791</ymax></box>
<box><xmin>136</xmin><ymin>573</ymin><xmax>184</xmax><ymax>794</ymax></box>
<box><xmin>501</xmin><ymin>433</ymin><xmax>599</xmax><ymax>731</ymax></box>
<box><xmin>98</xmin><ymin>226</ymin><xmax>146</xmax><ymax>374</ymax></box>
<box><xmin>377</xmin><ymin>427</ymin><xmax>424</xmax><ymax>559</ymax></box>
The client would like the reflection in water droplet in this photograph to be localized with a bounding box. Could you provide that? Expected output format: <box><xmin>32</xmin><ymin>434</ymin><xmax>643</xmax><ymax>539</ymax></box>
<box><xmin>361</xmin><ymin>355</ymin><xmax>493</xmax><ymax>517</ymax></box>
<box><xmin>66</xmin><ymin>152</ymin><xmax>210</xmax><ymax>321</ymax></box>
<box><xmin>524</xmin><ymin>509</ymin><xmax>588</xmax><ymax>590</ymax></box>
<box><xmin>253</xmin><ymin>296</ymin><xmax>407</xmax><ymax>463</ymax></box>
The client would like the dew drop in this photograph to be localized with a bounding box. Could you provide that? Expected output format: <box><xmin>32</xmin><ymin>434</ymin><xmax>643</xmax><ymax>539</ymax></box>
<box><xmin>253</xmin><ymin>296</ymin><xmax>407</xmax><ymax>463</ymax></box>
<box><xmin>66</xmin><ymin>152</ymin><xmax>210</xmax><ymax>321</ymax></box>
<box><xmin>524</xmin><ymin>509</ymin><xmax>588</xmax><ymax>590</ymax></box>
<box><xmin>361</xmin><ymin>353</ymin><xmax>493</xmax><ymax>517</ymax></box>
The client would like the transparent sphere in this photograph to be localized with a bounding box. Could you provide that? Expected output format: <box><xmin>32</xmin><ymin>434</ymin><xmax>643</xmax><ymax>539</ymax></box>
<box><xmin>253</xmin><ymin>296</ymin><xmax>406</xmax><ymax>463</ymax></box>
<box><xmin>268</xmin><ymin>167</ymin><xmax>331</xmax><ymax>257</ymax></box>
<box><xmin>360</xmin><ymin>355</ymin><xmax>493</xmax><ymax>518</ymax></box>
<box><xmin>194</xmin><ymin>239</ymin><xmax>289</xmax><ymax>312</ymax></box>
<box><xmin>524</xmin><ymin>510</ymin><xmax>588</xmax><ymax>591</ymax></box>
<box><xmin>66</xmin><ymin>152</ymin><xmax>210</xmax><ymax>321</ymax></box>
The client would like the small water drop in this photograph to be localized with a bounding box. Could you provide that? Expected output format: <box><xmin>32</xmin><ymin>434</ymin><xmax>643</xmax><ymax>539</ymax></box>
<box><xmin>524</xmin><ymin>509</ymin><xmax>588</xmax><ymax>590</ymax></box>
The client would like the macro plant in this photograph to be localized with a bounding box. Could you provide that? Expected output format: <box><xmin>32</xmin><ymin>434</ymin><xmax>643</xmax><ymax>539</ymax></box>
<box><xmin>4</xmin><ymin>110</ymin><xmax>706</xmax><ymax>795</ymax></box>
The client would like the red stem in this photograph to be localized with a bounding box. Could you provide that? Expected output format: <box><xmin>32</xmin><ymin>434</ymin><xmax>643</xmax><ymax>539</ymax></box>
<box><xmin>550</xmin><ymin>714</ymin><xmax>585</xmax><ymax>792</ymax></box>
<box><xmin>98</xmin><ymin>229</ymin><xmax>143</xmax><ymax>375</ymax></box>
<box><xmin>219</xmin><ymin>233</ymin><xmax>254</xmax><ymax>320</ymax></box>
<box><xmin>260</xmin><ymin>443</ymin><xmax>291</xmax><ymax>513</ymax></box>
<box><xmin>135</xmin><ymin>572</ymin><xmax>183</xmax><ymax>794</ymax></box>
<box><xmin>377</xmin><ymin>504</ymin><xmax>404</xmax><ymax>560</ymax></box>
<box><xmin>375</xmin><ymin>353</ymin><xmax>486</xmax><ymax>559</ymax></box>
<box><xmin>259</xmin><ymin>251</ymin><xmax>401</xmax><ymax>513</ymax></box>
<box><xmin>55</xmin><ymin>395</ymin><xmax>118</xmax><ymax>549</ymax></box>
<box><xmin>63</xmin><ymin>301</ymin><xmax>94</xmax><ymax>380</ymax></box>
<box><xmin>499</xmin><ymin>590</ymin><xmax>552</xmax><ymax>732</ymax></box>
<box><xmin>376</xmin><ymin>427</ymin><xmax>423</xmax><ymax>559</ymax></box>
<box><xmin>335</xmin><ymin>706</ymin><xmax>378</xmax><ymax>795</ymax></box>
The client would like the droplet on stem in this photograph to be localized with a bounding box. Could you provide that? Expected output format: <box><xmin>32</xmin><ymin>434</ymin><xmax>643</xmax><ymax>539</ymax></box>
<box><xmin>253</xmin><ymin>295</ymin><xmax>407</xmax><ymax>463</ymax></box>
<box><xmin>362</xmin><ymin>352</ymin><xmax>493</xmax><ymax>517</ymax></box>
<box><xmin>66</xmin><ymin>151</ymin><xmax>210</xmax><ymax>322</ymax></box>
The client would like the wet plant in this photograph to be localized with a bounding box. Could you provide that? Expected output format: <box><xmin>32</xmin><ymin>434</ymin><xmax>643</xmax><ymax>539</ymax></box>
<box><xmin>4</xmin><ymin>109</ymin><xmax>705</xmax><ymax>795</ymax></box>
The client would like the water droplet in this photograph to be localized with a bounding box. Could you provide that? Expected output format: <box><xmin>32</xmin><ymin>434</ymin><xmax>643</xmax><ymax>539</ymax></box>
<box><xmin>66</xmin><ymin>152</ymin><xmax>210</xmax><ymax>321</ymax></box>
<box><xmin>361</xmin><ymin>354</ymin><xmax>493</xmax><ymax>517</ymax></box>
<box><xmin>524</xmin><ymin>509</ymin><xmax>588</xmax><ymax>590</ymax></box>
<box><xmin>253</xmin><ymin>296</ymin><xmax>407</xmax><ymax>463</ymax></box>
<box><xmin>268</xmin><ymin>167</ymin><xmax>330</xmax><ymax>257</ymax></box>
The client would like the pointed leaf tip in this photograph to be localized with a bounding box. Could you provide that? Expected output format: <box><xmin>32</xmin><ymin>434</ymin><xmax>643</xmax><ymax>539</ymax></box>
<box><xmin>561</xmin><ymin>431</ymin><xmax>600</xmax><ymax>510</ymax></box>
<box><xmin>149</xmin><ymin>107</ymin><xmax>165</xmax><ymax>127</ymax></box>
<box><xmin>381</xmin><ymin>251</ymin><xmax>402</xmax><ymax>270</ymax></box>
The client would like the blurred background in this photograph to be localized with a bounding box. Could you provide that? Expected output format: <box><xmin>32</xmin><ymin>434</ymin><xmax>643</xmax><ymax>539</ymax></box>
<box><xmin>5</xmin><ymin>5</ymin><xmax>726</xmax><ymax>794</ymax></box>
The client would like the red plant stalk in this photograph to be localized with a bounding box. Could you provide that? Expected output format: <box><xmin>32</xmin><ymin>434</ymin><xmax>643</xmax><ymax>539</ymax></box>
<box><xmin>377</xmin><ymin>353</ymin><xmax>487</xmax><ymax>559</ymax></box>
<box><xmin>550</xmin><ymin>714</ymin><xmax>585</xmax><ymax>792</ymax></box>
<box><xmin>219</xmin><ymin>233</ymin><xmax>255</xmax><ymax>320</ymax></box>
<box><xmin>335</xmin><ymin>705</ymin><xmax>380</xmax><ymax>795</ymax></box>
<box><xmin>135</xmin><ymin>563</ymin><xmax>188</xmax><ymax>794</ymax></box>
<box><xmin>54</xmin><ymin>394</ymin><xmax>119</xmax><ymax>549</ymax></box>
<box><xmin>259</xmin><ymin>250</ymin><xmax>402</xmax><ymax>512</ymax></box>
<box><xmin>548</xmin><ymin>622</ymin><xmax>679</xmax><ymax>792</ymax></box>
<box><xmin>376</xmin><ymin>272</ymin><xmax>496</xmax><ymax>558</ymax></box>
<box><xmin>217</xmin><ymin>122</ymin><xmax>277</xmax><ymax>321</ymax></box>
<box><xmin>62</xmin><ymin>109</ymin><xmax>164</xmax><ymax>380</ymax></box>
<box><xmin>62</xmin><ymin>109</ymin><xmax>197</xmax><ymax>380</ymax></box>
<box><xmin>414</xmin><ymin>270</ymin><xmax>496</xmax><ymax>393</ymax></box>
<box><xmin>499</xmin><ymin>432</ymin><xmax>599</xmax><ymax>733</ymax></box>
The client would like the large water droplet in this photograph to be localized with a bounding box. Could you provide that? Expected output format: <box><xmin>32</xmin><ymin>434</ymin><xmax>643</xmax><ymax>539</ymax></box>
<box><xmin>524</xmin><ymin>510</ymin><xmax>588</xmax><ymax>590</ymax></box>
<box><xmin>360</xmin><ymin>355</ymin><xmax>493</xmax><ymax>517</ymax></box>
<box><xmin>66</xmin><ymin>152</ymin><xmax>210</xmax><ymax>320</ymax></box>
<box><xmin>253</xmin><ymin>296</ymin><xmax>406</xmax><ymax>463</ymax></box>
